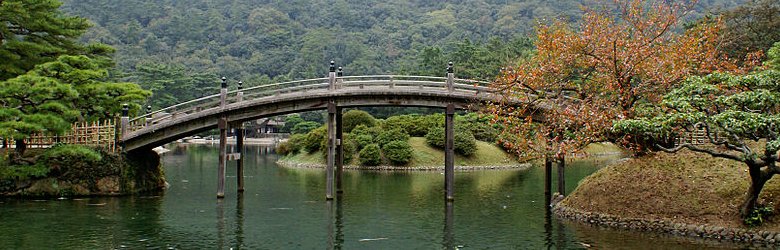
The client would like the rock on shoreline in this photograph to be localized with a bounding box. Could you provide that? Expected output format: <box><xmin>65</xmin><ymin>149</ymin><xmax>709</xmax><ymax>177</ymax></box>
<box><xmin>554</xmin><ymin>204</ymin><xmax>780</xmax><ymax>246</ymax></box>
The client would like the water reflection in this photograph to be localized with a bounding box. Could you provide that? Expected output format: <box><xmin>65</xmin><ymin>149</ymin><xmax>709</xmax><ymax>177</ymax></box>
<box><xmin>442</xmin><ymin>201</ymin><xmax>455</xmax><ymax>249</ymax></box>
<box><xmin>236</xmin><ymin>193</ymin><xmax>245</xmax><ymax>249</ymax></box>
<box><xmin>1</xmin><ymin>145</ymin><xmax>742</xmax><ymax>249</ymax></box>
<box><xmin>326</xmin><ymin>196</ymin><xmax>345</xmax><ymax>250</ymax></box>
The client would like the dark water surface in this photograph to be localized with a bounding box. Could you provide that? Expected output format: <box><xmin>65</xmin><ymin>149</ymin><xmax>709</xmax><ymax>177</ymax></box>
<box><xmin>0</xmin><ymin>144</ymin><xmax>749</xmax><ymax>249</ymax></box>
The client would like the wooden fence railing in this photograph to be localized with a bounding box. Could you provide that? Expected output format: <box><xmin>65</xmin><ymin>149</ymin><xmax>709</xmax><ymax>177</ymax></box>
<box><xmin>1</xmin><ymin>120</ymin><xmax>117</xmax><ymax>152</ymax></box>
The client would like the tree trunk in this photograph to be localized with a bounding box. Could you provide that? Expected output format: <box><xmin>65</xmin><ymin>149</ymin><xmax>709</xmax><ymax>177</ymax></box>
<box><xmin>740</xmin><ymin>164</ymin><xmax>772</xmax><ymax>219</ymax></box>
<box><xmin>14</xmin><ymin>139</ymin><xmax>26</xmax><ymax>158</ymax></box>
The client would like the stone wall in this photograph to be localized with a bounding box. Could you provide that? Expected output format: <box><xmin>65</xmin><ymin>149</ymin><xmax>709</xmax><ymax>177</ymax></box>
<box><xmin>0</xmin><ymin>148</ymin><xmax>166</xmax><ymax>198</ymax></box>
<box><xmin>554</xmin><ymin>204</ymin><xmax>780</xmax><ymax>247</ymax></box>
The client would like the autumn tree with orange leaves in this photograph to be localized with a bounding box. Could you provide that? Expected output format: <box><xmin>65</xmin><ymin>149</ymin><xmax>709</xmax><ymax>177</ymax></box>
<box><xmin>487</xmin><ymin>0</ymin><xmax>743</xmax><ymax>174</ymax></box>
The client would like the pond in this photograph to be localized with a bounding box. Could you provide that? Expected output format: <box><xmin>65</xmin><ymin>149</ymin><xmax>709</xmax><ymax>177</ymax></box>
<box><xmin>0</xmin><ymin>144</ymin><xmax>746</xmax><ymax>249</ymax></box>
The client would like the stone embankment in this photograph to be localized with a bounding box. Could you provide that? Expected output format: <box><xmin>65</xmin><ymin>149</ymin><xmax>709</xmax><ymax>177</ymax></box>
<box><xmin>276</xmin><ymin>160</ymin><xmax>531</xmax><ymax>171</ymax></box>
<box><xmin>554</xmin><ymin>204</ymin><xmax>780</xmax><ymax>246</ymax></box>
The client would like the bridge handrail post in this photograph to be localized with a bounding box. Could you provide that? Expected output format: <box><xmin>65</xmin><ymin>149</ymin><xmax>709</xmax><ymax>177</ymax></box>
<box><xmin>328</xmin><ymin>61</ymin><xmax>336</xmax><ymax>91</ymax></box>
<box><xmin>446</xmin><ymin>62</ymin><xmax>454</xmax><ymax>92</ymax></box>
<box><xmin>145</xmin><ymin>105</ymin><xmax>151</xmax><ymax>127</ymax></box>
<box><xmin>337</xmin><ymin>67</ymin><xmax>343</xmax><ymax>89</ymax></box>
<box><xmin>120</xmin><ymin>104</ymin><xmax>129</xmax><ymax>139</ymax></box>
<box><xmin>220</xmin><ymin>76</ymin><xmax>228</xmax><ymax>109</ymax></box>
<box><xmin>237</xmin><ymin>80</ymin><xmax>244</xmax><ymax>102</ymax></box>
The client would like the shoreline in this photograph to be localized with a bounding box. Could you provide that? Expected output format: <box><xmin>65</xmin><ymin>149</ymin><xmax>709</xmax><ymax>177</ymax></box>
<box><xmin>275</xmin><ymin>160</ymin><xmax>532</xmax><ymax>171</ymax></box>
<box><xmin>553</xmin><ymin>203</ymin><xmax>780</xmax><ymax>246</ymax></box>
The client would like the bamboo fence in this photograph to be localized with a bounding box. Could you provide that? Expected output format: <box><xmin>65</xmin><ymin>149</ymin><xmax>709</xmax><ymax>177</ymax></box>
<box><xmin>1</xmin><ymin>120</ymin><xmax>117</xmax><ymax>152</ymax></box>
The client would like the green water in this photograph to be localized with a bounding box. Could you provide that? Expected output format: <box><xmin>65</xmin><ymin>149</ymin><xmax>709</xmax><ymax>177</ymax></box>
<box><xmin>0</xmin><ymin>144</ymin><xmax>748</xmax><ymax>249</ymax></box>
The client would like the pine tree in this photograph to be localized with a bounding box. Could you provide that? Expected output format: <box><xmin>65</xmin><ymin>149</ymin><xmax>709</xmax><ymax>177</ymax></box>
<box><xmin>0</xmin><ymin>0</ymin><xmax>90</xmax><ymax>80</ymax></box>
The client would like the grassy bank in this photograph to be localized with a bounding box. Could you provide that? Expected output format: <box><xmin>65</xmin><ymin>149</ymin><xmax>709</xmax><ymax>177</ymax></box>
<box><xmin>280</xmin><ymin>137</ymin><xmax>521</xmax><ymax>168</ymax></box>
<box><xmin>560</xmin><ymin>149</ymin><xmax>780</xmax><ymax>230</ymax></box>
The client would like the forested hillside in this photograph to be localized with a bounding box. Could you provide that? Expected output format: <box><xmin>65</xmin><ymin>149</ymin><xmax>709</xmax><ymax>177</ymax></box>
<box><xmin>60</xmin><ymin>0</ymin><xmax>744</xmax><ymax>108</ymax></box>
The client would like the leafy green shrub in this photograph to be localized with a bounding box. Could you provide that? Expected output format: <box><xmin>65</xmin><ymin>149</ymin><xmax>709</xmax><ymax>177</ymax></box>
<box><xmin>454</xmin><ymin>130</ymin><xmax>477</xmax><ymax>156</ymax></box>
<box><xmin>342</xmin><ymin>134</ymin><xmax>357</xmax><ymax>165</ymax></box>
<box><xmin>382</xmin><ymin>140</ymin><xmax>413</xmax><ymax>165</ymax></box>
<box><xmin>353</xmin><ymin>134</ymin><xmax>374</xmax><ymax>150</ymax></box>
<box><xmin>426</xmin><ymin>127</ymin><xmax>478</xmax><ymax>156</ymax></box>
<box><xmin>376</xmin><ymin>128</ymin><xmax>410</xmax><ymax>147</ymax></box>
<box><xmin>351</xmin><ymin>124</ymin><xmax>383</xmax><ymax>138</ymax></box>
<box><xmin>276</xmin><ymin>134</ymin><xmax>306</xmax><ymax>155</ymax></box>
<box><xmin>745</xmin><ymin>204</ymin><xmax>773</xmax><ymax>227</ymax></box>
<box><xmin>425</xmin><ymin>127</ymin><xmax>445</xmax><ymax>148</ymax></box>
<box><xmin>292</xmin><ymin>121</ymin><xmax>320</xmax><ymax>135</ymax></box>
<box><xmin>383</xmin><ymin>114</ymin><xmax>443</xmax><ymax>136</ymax></box>
<box><xmin>359</xmin><ymin>143</ymin><xmax>382</xmax><ymax>166</ymax></box>
<box><xmin>303</xmin><ymin>126</ymin><xmax>327</xmax><ymax>153</ymax></box>
<box><xmin>342</xmin><ymin>110</ymin><xmax>376</xmax><ymax>133</ymax></box>
<box><xmin>0</xmin><ymin>164</ymin><xmax>49</xmax><ymax>181</ymax></box>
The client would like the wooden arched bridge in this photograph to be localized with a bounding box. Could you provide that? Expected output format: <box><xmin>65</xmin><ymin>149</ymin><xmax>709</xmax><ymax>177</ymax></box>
<box><xmin>118</xmin><ymin>62</ymin><xmax>515</xmax><ymax>201</ymax></box>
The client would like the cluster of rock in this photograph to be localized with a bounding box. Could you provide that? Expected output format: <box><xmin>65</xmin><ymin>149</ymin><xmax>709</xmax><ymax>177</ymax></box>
<box><xmin>275</xmin><ymin>161</ymin><xmax>530</xmax><ymax>171</ymax></box>
<box><xmin>554</xmin><ymin>205</ymin><xmax>780</xmax><ymax>246</ymax></box>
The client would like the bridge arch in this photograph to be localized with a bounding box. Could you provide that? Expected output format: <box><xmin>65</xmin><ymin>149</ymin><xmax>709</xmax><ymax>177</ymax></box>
<box><xmin>119</xmin><ymin>62</ymin><xmax>531</xmax><ymax>201</ymax></box>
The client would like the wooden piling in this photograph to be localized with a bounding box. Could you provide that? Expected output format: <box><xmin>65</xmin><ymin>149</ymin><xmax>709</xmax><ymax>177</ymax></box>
<box><xmin>336</xmin><ymin>107</ymin><xmax>344</xmax><ymax>194</ymax></box>
<box><xmin>326</xmin><ymin>102</ymin><xmax>336</xmax><ymax>200</ymax></box>
<box><xmin>557</xmin><ymin>156</ymin><xmax>565</xmax><ymax>196</ymax></box>
<box><xmin>544</xmin><ymin>157</ymin><xmax>552</xmax><ymax>205</ymax></box>
<box><xmin>236</xmin><ymin>126</ymin><xmax>244</xmax><ymax>192</ymax></box>
<box><xmin>217</xmin><ymin>117</ymin><xmax>228</xmax><ymax>199</ymax></box>
<box><xmin>445</xmin><ymin>103</ymin><xmax>455</xmax><ymax>201</ymax></box>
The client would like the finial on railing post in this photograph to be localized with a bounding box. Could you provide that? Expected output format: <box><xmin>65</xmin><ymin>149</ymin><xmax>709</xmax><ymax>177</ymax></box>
<box><xmin>337</xmin><ymin>67</ymin><xmax>343</xmax><ymax>89</ymax></box>
<box><xmin>121</xmin><ymin>104</ymin><xmax>129</xmax><ymax>138</ymax></box>
<box><xmin>446</xmin><ymin>62</ymin><xmax>454</xmax><ymax>92</ymax></box>
<box><xmin>328</xmin><ymin>61</ymin><xmax>337</xmax><ymax>91</ymax></box>
<box><xmin>220</xmin><ymin>76</ymin><xmax>228</xmax><ymax>108</ymax></box>
<box><xmin>237</xmin><ymin>80</ymin><xmax>244</xmax><ymax>102</ymax></box>
<box><xmin>122</xmin><ymin>104</ymin><xmax>129</xmax><ymax>117</ymax></box>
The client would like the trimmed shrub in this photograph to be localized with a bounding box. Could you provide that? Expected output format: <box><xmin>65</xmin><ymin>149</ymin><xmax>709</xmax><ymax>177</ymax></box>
<box><xmin>454</xmin><ymin>130</ymin><xmax>477</xmax><ymax>156</ymax></box>
<box><xmin>303</xmin><ymin>126</ymin><xmax>327</xmax><ymax>153</ymax></box>
<box><xmin>342</xmin><ymin>134</ymin><xmax>357</xmax><ymax>165</ymax></box>
<box><xmin>358</xmin><ymin>143</ymin><xmax>382</xmax><ymax>166</ymax></box>
<box><xmin>352</xmin><ymin>124</ymin><xmax>383</xmax><ymax>138</ymax></box>
<box><xmin>342</xmin><ymin>110</ymin><xmax>376</xmax><ymax>133</ymax></box>
<box><xmin>292</xmin><ymin>121</ymin><xmax>320</xmax><ymax>135</ymax></box>
<box><xmin>425</xmin><ymin>127</ymin><xmax>445</xmax><ymax>148</ymax></box>
<box><xmin>382</xmin><ymin>140</ymin><xmax>413</xmax><ymax>165</ymax></box>
<box><xmin>426</xmin><ymin>127</ymin><xmax>478</xmax><ymax>156</ymax></box>
<box><xmin>276</xmin><ymin>134</ymin><xmax>306</xmax><ymax>155</ymax></box>
<box><xmin>376</xmin><ymin>128</ymin><xmax>410</xmax><ymax>147</ymax></box>
<box><xmin>354</xmin><ymin>134</ymin><xmax>374</xmax><ymax>150</ymax></box>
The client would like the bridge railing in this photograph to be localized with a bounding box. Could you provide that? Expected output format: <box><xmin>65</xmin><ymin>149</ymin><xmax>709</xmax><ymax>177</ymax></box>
<box><xmin>124</xmin><ymin>74</ymin><xmax>494</xmax><ymax>137</ymax></box>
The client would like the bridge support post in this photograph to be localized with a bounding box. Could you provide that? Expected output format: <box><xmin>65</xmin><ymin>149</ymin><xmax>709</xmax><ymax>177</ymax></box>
<box><xmin>557</xmin><ymin>156</ymin><xmax>565</xmax><ymax>196</ymax></box>
<box><xmin>544</xmin><ymin>157</ymin><xmax>552</xmax><ymax>205</ymax></box>
<box><xmin>445</xmin><ymin>103</ymin><xmax>455</xmax><ymax>201</ymax></box>
<box><xmin>336</xmin><ymin>107</ymin><xmax>344</xmax><ymax>194</ymax></box>
<box><xmin>217</xmin><ymin>117</ymin><xmax>228</xmax><ymax>199</ymax></box>
<box><xmin>326</xmin><ymin>102</ymin><xmax>336</xmax><ymax>200</ymax></box>
<box><xmin>236</xmin><ymin>81</ymin><xmax>244</xmax><ymax>192</ymax></box>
